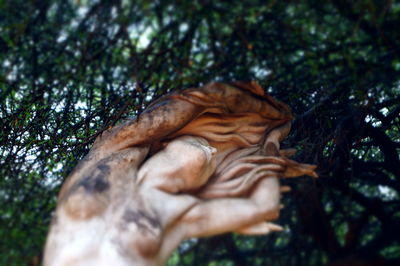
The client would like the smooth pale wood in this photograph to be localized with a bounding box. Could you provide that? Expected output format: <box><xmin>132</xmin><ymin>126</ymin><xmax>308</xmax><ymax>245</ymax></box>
<box><xmin>44</xmin><ymin>82</ymin><xmax>317</xmax><ymax>266</ymax></box>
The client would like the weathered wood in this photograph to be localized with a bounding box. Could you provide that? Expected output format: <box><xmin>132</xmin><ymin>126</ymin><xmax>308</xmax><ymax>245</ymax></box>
<box><xmin>44</xmin><ymin>81</ymin><xmax>317</xmax><ymax>266</ymax></box>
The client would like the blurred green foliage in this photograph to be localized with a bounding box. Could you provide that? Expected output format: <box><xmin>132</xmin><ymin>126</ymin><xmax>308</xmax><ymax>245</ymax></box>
<box><xmin>0</xmin><ymin>0</ymin><xmax>399</xmax><ymax>265</ymax></box>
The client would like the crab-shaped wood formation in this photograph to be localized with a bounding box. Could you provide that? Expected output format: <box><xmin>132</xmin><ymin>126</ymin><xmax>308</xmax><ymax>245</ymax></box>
<box><xmin>44</xmin><ymin>81</ymin><xmax>317</xmax><ymax>266</ymax></box>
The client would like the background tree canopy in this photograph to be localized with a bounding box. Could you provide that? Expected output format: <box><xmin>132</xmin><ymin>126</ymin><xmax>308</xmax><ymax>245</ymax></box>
<box><xmin>1</xmin><ymin>0</ymin><xmax>399</xmax><ymax>265</ymax></box>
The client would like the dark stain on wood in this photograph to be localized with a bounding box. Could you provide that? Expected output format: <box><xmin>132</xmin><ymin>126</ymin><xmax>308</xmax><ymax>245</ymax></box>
<box><xmin>122</xmin><ymin>209</ymin><xmax>160</xmax><ymax>234</ymax></box>
<box><xmin>69</xmin><ymin>164</ymin><xmax>111</xmax><ymax>195</ymax></box>
<box><xmin>265</xmin><ymin>142</ymin><xmax>280</xmax><ymax>156</ymax></box>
